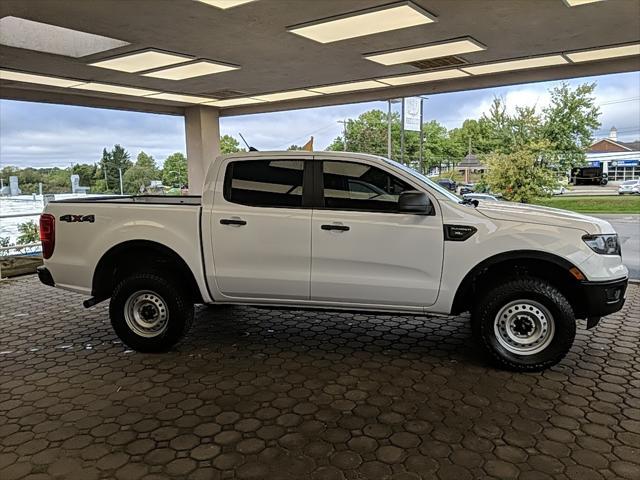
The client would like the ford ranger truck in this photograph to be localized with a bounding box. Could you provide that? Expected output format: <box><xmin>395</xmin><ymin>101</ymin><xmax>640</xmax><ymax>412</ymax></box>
<box><xmin>37</xmin><ymin>152</ymin><xmax>628</xmax><ymax>371</ymax></box>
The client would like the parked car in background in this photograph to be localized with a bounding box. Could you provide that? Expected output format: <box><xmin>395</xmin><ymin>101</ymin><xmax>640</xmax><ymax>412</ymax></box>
<box><xmin>463</xmin><ymin>193</ymin><xmax>500</xmax><ymax>202</ymax></box>
<box><xmin>457</xmin><ymin>183</ymin><xmax>476</xmax><ymax>195</ymax></box>
<box><xmin>38</xmin><ymin>151</ymin><xmax>628</xmax><ymax>372</ymax></box>
<box><xmin>618</xmin><ymin>179</ymin><xmax>640</xmax><ymax>195</ymax></box>
<box><xmin>437</xmin><ymin>178</ymin><xmax>457</xmax><ymax>191</ymax></box>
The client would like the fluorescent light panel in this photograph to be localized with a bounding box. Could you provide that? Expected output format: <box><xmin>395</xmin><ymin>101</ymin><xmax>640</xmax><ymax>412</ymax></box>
<box><xmin>147</xmin><ymin>93</ymin><xmax>217</xmax><ymax>104</ymax></box>
<box><xmin>205</xmin><ymin>97</ymin><xmax>265</xmax><ymax>107</ymax></box>
<box><xmin>289</xmin><ymin>2</ymin><xmax>436</xmax><ymax>43</ymax></box>
<box><xmin>462</xmin><ymin>55</ymin><xmax>568</xmax><ymax>75</ymax></box>
<box><xmin>563</xmin><ymin>0</ymin><xmax>606</xmax><ymax>6</ymax></box>
<box><xmin>310</xmin><ymin>80</ymin><xmax>390</xmax><ymax>94</ymax></box>
<box><xmin>71</xmin><ymin>82</ymin><xmax>159</xmax><ymax>97</ymax></box>
<box><xmin>380</xmin><ymin>68</ymin><xmax>469</xmax><ymax>86</ymax></box>
<box><xmin>365</xmin><ymin>38</ymin><xmax>486</xmax><ymax>65</ymax></box>
<box><xmin>565</xmin><ymin>44</ymin><xmax>640</xmax><ymax>62</ymax></box>
<box><xmin>194</xmin><ymin>0</ymin><xmax>257</xmax><ymax>8</ymax></box>
<box><xmin>0</xmin><ymin>70</ymin><xmax>84</xmax><ymax>88</ymax></box>
<box><xmin>254</xmin><ymin>90</ymin><xmax>322</xmax><ymax>102</ymax></box>
<box><xmin>91</xmin><ymin>50</ymin><xmax>193</xmax><ymax>73</ymax></box>
<box><xmin>0</xmin><ymin>16</ymin><xmax>129</xmax><ymax>57</ymax></box>
<box><xmin>144</xmin><ymin>60</ymin><xmax>238</xmax><ymax>80</ymax></box>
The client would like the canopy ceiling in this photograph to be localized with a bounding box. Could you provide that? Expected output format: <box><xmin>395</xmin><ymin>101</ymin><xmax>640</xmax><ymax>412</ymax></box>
<box><xmin>1</xmin><ymin>0</ymin><xmax>638</xmax><ymax>117</ymax></box>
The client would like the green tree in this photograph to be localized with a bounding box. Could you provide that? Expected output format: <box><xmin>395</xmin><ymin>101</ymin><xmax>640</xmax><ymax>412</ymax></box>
<box><xmin>483</xmin><ymin>148</ymin><xmax>557</xmax><ymax>203</ymax></box>
<box><xmin>72</xmin><ymin>163</ymin><xmax>97</xmax><ymax>188</ymax></box>
<box><xmin>542</xmin><ymin>82</ymin><xmax>601</xmax><ymax>169</ymax></box>
<box><xmin>99</xmin><ymin>145</ymin><xmax>132</xmax><ymax>193</ymax></box>
<box><xmin>162</xmin><ymin>152</ymin><xmax>188</xmax><ymax>187</ymax></box>
<box><xmin>123</xmin><ymin>151</ymin><xmax>160</xmax><ymax>194</ymax></box>
<box><xmin>220</xmin><ymin>135</ymin><xmax>244</xmax><ymax>154</ymax></box>
<box><xmin>16</xmin><ymin>220</ymin><xmax>39</xmax><ymax>245</ymax></box>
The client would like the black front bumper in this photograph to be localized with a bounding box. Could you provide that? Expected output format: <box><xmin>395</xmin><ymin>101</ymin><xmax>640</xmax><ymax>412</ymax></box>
<box><xmin>578</xmin><ymin>277</ymin><xmax>627</xmax><ymax>328</ymax></box>
<box><xmin>37</xmin><ymin>266</ymin><xmax>55</xmax><ymax>287</ymax></box>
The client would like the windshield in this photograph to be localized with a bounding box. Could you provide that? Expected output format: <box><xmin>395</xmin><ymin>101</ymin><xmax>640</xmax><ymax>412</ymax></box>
<box><xmin>383</xmin><ymin>158</ymin><xmax>461</xmax><ymax>203</ymax></box>
<box><xmin>622</xmin><ymin>180</ymin><xmax>638</xmax><ymax>185</ymax></box>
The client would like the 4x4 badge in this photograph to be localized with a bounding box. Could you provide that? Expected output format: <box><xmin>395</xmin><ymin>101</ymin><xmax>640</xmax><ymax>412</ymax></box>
<box><xmin>60</xmin><ymin>214</ymin><xmax>95</xmax><ymax>223</ymax></box>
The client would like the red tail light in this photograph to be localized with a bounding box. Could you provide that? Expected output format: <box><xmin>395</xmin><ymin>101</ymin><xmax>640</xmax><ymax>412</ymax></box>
<box><xmin>39</xmin><ymin>214</ymin><xmax>55</xmax><ymax>259</ymax></box>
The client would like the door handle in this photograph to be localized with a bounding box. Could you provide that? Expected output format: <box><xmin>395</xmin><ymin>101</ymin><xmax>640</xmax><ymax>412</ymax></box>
<box><xmin>321</xmin><ymin>224</ymin><xmax>350</xmax><ymax>231</ymax></box>
<box><xmin>220</xmin><ymin>218</ymin><xmax>247</xmax><ymax>226</ymax></box>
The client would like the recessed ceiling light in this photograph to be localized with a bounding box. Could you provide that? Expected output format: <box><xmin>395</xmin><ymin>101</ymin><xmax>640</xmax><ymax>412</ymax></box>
<box><xmin>143</xmin><ymin>60</ymin><xmax>239</xmax><ymax>80</ymax></box>
<box><xmin>71</xmin><ymin>82</ymin><xmax>159</xmax><ymax>97</ymax></box>
<box><xmin>0</xmin><ymin>69</ymin><xmax>84</xmax><ymax>88</ymax></box>
<box><xmin>461</xmin><ymin>55</ymin><xmax>568</xmax><ymax>75</ymax></box>
<box><xmin>379</xmin><ymin>68</ymin><xmax>470</xmax><ymax>86</ymax></box>
<box><xmin>365</xmin><ymin>38</ymin><xmax>486</xmax><ymax>66</ymax></box>
<box><xmin>205</xmin><ymin>97</ymin><xmax>266</xmax><ymax>107</ymax></box>
<box><xmin>563</xmin><ymin>0</ymin><xmax>606</xmax><ymax>6</ymax></box>
<box><xmin>565</xmin><ymin>44</ymin><xmax>640</xmax><ymax>62</ymax></box>
<box><xmin>289</xmin><ymin>1</ymin><xmax>436</xmax><ymax>43</ymax></box>
<box><xmin>194</xmin><ymin>0</ymin><xmax>258</xmax><ymax>8</ymax></box>
<box><xmin>0</xmin><ymin>16</ymin><xmax>129</xmax><ymax>57</ymax></box>
<box><xmin>254</xmin><ymin>90</ymin><xmax>323</xmax><ymax>102</ymax></box>
<box><xmin>310</xmin><ymin>80</ymin><xmax>390</xmax><ymax>94</ymax></box>
<box><xmin>146</xmin><ymin>93</ymin><xmax>218</xmax><ymax>104</ymax></box>
<box><xmin>90</xmin><ymin>50</ymin><xmax>193</xmax><ymax>73</ymax></box>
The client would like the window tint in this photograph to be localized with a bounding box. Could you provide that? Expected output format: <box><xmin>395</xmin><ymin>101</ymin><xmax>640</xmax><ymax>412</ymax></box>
<box><xmin>322</xmin><ymin>161</ymin><xmax>413</xmax><ymax>212</ymax></box>
<box><xmin>225</xmin><ymin>160</ymin><xmax>304</xmax><ymax>207</ymax></box>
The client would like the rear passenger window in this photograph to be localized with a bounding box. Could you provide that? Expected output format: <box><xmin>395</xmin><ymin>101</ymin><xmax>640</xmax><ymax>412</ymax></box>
<box><xmin>322</xmin><ymin>161</ymin><xmax>413</xmax><ymax>212</ymax></box>
<box><xmin>224</xmin><ymin>160</ymin><xmax>304</xmax><ymax>208</ymax></box>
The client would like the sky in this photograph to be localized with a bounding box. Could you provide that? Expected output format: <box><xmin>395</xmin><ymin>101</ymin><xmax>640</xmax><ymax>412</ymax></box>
<box><xmin>0</xmin><ymin>70</ymin><xmax>638</xmax><ymax>169</ymax></box>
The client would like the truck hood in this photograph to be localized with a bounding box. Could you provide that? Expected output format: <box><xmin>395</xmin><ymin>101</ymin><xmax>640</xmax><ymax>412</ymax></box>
<box><xmin>476</xmin><ymin>201</ymin><xmax>615</xmax><ymax>234</ymax></box>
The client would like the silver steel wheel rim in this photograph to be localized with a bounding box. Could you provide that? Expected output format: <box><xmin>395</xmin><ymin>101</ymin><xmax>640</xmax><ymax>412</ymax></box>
<box><xmin>494</xmin><ymin>300</ymin><xmax>555</xmax><ymax>356</ymax></box>
<box><xmin>124</xmin><ymin>290</ymin><xmax>169</xmax><ymax>338</ymax></box>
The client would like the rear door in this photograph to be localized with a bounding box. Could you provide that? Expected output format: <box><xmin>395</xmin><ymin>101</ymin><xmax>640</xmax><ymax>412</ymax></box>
<box><xmin>210</xmin><ymin>157</ymin><xmax>312</xmax><ymax>300</ymax></box>
<box><xmin>310</xmin><ymin>159</ymin><xmax>444</xmax><ymax>308</ymax></box>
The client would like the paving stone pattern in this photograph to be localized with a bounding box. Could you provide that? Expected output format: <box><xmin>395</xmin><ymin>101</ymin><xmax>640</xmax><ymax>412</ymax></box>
<box><xmin>1</xmin><ymin>276</ymin><xmax>639</xmax><ymax>479</ymax></box>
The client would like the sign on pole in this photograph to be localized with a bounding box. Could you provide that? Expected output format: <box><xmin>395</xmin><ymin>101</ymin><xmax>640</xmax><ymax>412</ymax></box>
<box><xmin>403</xmin><ymin>97</ymin><xmax>422</xmax><ymax>132</ymax></box>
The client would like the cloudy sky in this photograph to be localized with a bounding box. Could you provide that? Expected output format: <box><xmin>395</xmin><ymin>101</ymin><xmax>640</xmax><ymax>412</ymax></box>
<box><xmin>0</xmin><ymin>71</ymin><xmax>638</xmax><ymax>168</ymax></box>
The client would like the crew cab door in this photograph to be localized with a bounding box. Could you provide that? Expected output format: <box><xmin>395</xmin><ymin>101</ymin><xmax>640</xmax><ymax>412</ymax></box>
<box><xmin>209</xmin><ymin>157</ymin><xmax>312</xmax><ymax>300</ymax></box>
<box><xmin>311</xmin><ymin>159</ymin><xmax>443</xmax><ymax>308</ymax></box>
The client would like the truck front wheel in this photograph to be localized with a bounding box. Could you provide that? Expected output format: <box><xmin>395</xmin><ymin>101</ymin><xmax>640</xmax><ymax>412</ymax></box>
<box><xmin>109</xmin><ymin>272</ymin><xmax>194</xmax><ymax>352</ymax></box>
<box><xmin>472</xmin><ymin>277</ymin><xmax>576</xmax><ymax>372</ymax></box>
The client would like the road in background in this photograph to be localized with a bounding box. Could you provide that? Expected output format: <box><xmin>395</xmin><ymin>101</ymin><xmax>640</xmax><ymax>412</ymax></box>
<box><xmin>596</xmin><ymin>214</ymin><xmax>640</xmax><ymax>279</ymax></box>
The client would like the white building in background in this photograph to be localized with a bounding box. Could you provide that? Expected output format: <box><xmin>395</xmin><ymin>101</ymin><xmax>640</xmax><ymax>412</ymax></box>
<box><xmin>586</xmin><ymin>127</ymin><xmax>640</xmax><ymax>182</ymax></box>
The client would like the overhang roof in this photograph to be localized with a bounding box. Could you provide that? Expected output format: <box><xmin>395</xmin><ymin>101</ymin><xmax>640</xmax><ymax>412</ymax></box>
<box><xmin>1</xmin><ymin>0</ymin><xmax>639</xmax><ymax>117</ymax></box>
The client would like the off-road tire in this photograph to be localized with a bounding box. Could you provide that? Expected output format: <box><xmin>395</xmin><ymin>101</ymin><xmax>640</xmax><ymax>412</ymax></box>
<box><xmin>472</xmin><ymin>277</ymin><xmax>576</xmax><ymax>372</ymax></box>
<box><xmin>110</xmin><ymin>272</ymin><xmax>194</xmax><ymax>352</ymax></box>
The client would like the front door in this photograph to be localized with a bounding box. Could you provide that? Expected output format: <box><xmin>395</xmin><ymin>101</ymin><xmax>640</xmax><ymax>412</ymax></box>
<box><xmin>311</xmin><ymin>160</ymin><xmax>444</xmax><ymax>307</ymax></box>
<box><xmin>211</xmin><ymin>158</ymin><xmax>312</xmax><ymax>300</ymax></box>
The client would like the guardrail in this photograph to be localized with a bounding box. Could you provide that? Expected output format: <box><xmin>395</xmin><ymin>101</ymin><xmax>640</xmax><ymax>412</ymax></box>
<box><xmin>0</xmin><ymin>212</ymin><xmax>42</xmax><ymax>219</ymax></box>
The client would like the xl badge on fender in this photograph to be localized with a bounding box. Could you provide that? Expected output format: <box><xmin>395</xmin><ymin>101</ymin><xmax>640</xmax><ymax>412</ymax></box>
<box><xmin>60</xmin><ymin>214</ymin><xmax>95</xmax><ymax>223</ymax></box>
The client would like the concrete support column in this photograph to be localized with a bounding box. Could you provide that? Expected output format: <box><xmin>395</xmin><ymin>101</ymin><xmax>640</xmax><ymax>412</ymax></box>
<box><xmin>185</xmin><ymin>105</ymin><xmax>220</xmax><ymax>195</ymax></box>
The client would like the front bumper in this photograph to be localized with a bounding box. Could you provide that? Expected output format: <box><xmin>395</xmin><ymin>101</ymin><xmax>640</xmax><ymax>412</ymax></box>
<box><xmin>37</xmin><ymin>266</ymin><xmax>55</xmax><ymax>287</ymax></box>
<box><xmin>578</xmin><ymin>277</ymin><xmax>627</xmax><ymax>328</ymax></box>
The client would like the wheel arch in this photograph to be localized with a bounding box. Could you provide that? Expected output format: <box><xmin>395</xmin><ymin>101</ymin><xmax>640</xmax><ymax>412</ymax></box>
<box><xmin>451</xmin><ymin>250</ymin><xmax>586</xmax><ymax>317</ymax></box>
<box><xmin>92</xmin><ymin>240</ymin><xmax>203</xmax><ymax>303</ymax></box>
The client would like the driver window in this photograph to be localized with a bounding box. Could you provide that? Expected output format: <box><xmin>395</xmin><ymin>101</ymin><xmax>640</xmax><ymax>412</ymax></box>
<box><xmin>322</xmin><ymin>161</ymin><xmax>413</xmax><ymax>212</ymax></box>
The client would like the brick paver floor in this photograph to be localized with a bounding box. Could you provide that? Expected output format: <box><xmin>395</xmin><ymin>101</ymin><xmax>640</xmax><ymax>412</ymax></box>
<box><xmin>1</xmin><ymin>276</ymin><xmax>639</xmax><ymax>480</ymax></box>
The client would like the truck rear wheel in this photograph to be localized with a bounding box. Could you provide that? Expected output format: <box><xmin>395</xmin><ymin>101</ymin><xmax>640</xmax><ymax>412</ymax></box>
<box><xmin>109</xmin><ymin>272</ymin><xmax>194</xmax><ymax>352</ymax></box>
<box><xmin>472</xmin><ymin>277</ymin><xmax>576</xmax><ymax>372</ymax></box>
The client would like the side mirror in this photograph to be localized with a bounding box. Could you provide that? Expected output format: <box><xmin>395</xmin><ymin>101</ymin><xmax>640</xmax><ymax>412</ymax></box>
<box><xmin>398</xmin><ymin>191</ymin><xmax>433</xmax><ymax>215</ymax></box>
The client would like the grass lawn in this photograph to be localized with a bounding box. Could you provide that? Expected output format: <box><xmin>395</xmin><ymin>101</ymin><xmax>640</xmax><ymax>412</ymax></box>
<box><xmin>532</xmin><ymin>195</ymin><xmax>640</xmax><ymax>214</ymax></box>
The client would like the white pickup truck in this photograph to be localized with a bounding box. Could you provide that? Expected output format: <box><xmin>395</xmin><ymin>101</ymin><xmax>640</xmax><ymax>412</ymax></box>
<box><xmin>38</xmin><ymin>151</ymin><xmax>628</xmax><ymax>371</ymax></box>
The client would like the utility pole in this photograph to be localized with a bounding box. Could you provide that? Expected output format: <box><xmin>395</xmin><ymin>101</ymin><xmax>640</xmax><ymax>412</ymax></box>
<box><xmin>400</xmin><ymin>98</ymin><xmax>405</xmax><ymax>164</ymax></box>
<box><xmin>337</xmin><ymin>120</ymin><xmax>348</xmax><ymax>151</ymax></box>
<box><xmin>387</xmin><ymin>100</ymin><xmax>392</xmax><ymax>160</ymax></box>
<box><xmin>118</xmin><ymin>167</ymin><xmax>124</xmax><ymax>195</ymax></box>
<box><xmin>419</xmin><ymin>96</ymin><xmax>428</xmax><ymax>174</ymax></box>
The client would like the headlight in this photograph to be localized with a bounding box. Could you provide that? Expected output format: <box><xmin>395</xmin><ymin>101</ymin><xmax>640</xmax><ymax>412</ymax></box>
<box><xmin>582</xmin><ymin>234</ymin><xmax>621</xmax><ymax>255</ymax></box>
